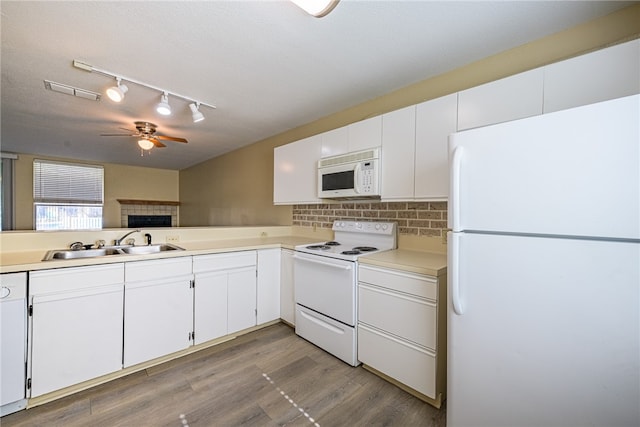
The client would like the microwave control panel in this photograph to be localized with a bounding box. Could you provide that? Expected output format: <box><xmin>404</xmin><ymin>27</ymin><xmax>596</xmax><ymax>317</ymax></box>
<box><xmin>360</xmin><ymin>161</ymin><xmax>375</xmax><ymax>193</ymax></box>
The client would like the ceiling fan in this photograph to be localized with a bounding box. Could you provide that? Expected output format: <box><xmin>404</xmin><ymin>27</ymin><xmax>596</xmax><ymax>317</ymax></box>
<box><xmin>101</xmin><ymin>121</ymin><xmax>188</xmax><ymax>150</ymax></box>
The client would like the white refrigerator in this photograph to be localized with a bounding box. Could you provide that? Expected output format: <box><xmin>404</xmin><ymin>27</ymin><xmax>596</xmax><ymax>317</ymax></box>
<box><xmin>447</xmin><ymin>94</ymin><xmax>639</xmax><ymax>427</ymax></box>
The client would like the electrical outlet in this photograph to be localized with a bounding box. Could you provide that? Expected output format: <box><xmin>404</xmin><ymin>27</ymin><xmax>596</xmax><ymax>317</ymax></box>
<box><xmin>166</xmin><ymin>235</ymin><xmax>180</xmax><ymax>243</ymax></box>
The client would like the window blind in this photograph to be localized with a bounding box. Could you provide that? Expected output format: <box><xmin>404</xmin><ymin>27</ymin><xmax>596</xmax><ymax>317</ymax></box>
<box><xmin>33</xmin><ymin>159</ymin><xmax>104</xmax><ymax>204</ymax></box>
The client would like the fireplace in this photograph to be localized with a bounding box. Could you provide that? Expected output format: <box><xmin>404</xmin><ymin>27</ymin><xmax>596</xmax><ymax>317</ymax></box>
<box><xmin>128</xmin><ymin>215</ymin><xmax>172</xmax><ymax>228</ymax></box>
<box><xmin>118</xmin><ymin>199</ymin><xmax>178</xmax><ymax>227</ymax></box>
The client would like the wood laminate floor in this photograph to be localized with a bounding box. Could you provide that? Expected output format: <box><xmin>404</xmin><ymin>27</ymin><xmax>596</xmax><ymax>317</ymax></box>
<box><xmin>2</xmin><ymin>323</ymin><xmax>446</xmax><ymax>426</ymax></box>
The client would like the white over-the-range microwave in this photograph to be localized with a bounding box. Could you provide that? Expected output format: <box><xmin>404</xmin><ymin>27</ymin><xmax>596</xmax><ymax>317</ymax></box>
<box><xmin>317</xmin><ymin>147</ymin><xmax>380</xmax><ymax>199</ymax></box>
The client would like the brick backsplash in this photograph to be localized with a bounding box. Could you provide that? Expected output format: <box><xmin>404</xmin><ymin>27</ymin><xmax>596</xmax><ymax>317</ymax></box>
<box><xmin>292</xmin><ymin>201</ymin><xmax>448</xmax><ymax>237</ymax></box>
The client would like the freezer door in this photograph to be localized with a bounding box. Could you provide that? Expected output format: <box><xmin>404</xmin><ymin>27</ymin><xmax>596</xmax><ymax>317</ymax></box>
<box><xmin>448</xmin><ymin>95</ymin><xmax>639</xmax><ymax>239</ymax></box>
<box><xmin>448</xmin><ymin>232</ymin><xmax>639</xmax><ymax>427</ymax></box>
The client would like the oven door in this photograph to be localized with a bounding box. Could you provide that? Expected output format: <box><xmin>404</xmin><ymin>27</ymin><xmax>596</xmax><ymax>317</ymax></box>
<box><xmin>293</xmin><ymin>251</ymin><xmax>356</xmax><ymax>326</ymax></box>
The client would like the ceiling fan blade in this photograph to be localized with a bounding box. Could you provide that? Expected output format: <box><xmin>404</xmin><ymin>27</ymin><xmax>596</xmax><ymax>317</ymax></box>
<box><xmin>119</xmin><ymin>127</ymin><xmax>135</xmax><ymax>132</ymax></box>
<box><xmin>101</xmin><ymin>133</ymin><xmax>138</xmax><ymax>137</ymax></box>
<box><xmin>149</xmin><ymin>138</ymin><xmax>166</xmax><ymax>148</ymax></box>
<box><xmin>156</xmin><ymin>135</ymin><xmax>188</xmax><ymax>143</ymax></box>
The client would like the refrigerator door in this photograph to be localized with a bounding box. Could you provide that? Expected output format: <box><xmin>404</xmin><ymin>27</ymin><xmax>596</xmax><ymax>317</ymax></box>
<box><xmin>448</xmin><ymin>232</ymin><xmax>639</xmax><ymax>427</ymax></box>
<box><xmin>448</xmin><ymin>95</ymin><xmax>639</xmax><ymax>239</ymax></box>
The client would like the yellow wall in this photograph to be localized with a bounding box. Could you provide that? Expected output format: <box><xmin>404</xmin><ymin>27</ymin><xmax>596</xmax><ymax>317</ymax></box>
<box><xmin>179</xmin><ymin>5</ymin><xmax>640</xmax><ymax>227</ymax></box>
<box><xmin>14</xmin><ymin>153</ymin><xmax>179</xmax><ymax>230</ymax></box>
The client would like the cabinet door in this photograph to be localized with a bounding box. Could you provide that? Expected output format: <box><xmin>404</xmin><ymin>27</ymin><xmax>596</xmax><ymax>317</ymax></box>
<box><xmin>227</xmin><ymin>267</ymin><xmax>257</xmax><ymax>334</ymax></box>
<box><xmin>349</xmin><ymin>115</ymin><xmax>382</xmax><ymax>152</ymax></box>
<box><xmin>274</xmin><ymin>135</ymin><xmax>322</xmax><ymax>205</ymax></box>
<box><xmin>29</xmin><ymin>285</ymin><xmax>124</xmax><ymax>397</ymax></box>
<box><xmin>257</xmin><ymin>249</ymin><xmax>280</xmax><ymax>325</ymax></box>
<box><xmin>320</xmin><ymin>126</ymin><xmax>349</xmax><ymax>158</ymax></box>
<box><xmin>28</xmin><ymin>265</ymin><xmax>124</xmax><ymax>398</ymax></box>
<box><xmin>381</xmin><ymin>105</ymin><xmax>416</xmax><ymax>200</ymax></box>
<box><xmin>415</xmin><ymin>93</ymin><xmax>457</xmax><ymax>200</ymax></box>
<box><xmin>280</xmin><ymin>249</ymin><xmax>295</xmax><ymax>325</ymax></box>
<box><xmin>194</xmin><ymin>271</ymin><xmax>227</xmax><ymax>345</ymax></box>
<box><xmin>457</xmin><ymin>68</ymin><xmax>544</xmax><ymax>131</ymax></box>
<box><xmin>543</xmin><ymin>39</ymin><xmax>640</xmax><ymax>113</ymax></box>
<box><xmin>124</xmin><ymin>277</ymin><xmax>193</xmax><ymax>367</ymax></box>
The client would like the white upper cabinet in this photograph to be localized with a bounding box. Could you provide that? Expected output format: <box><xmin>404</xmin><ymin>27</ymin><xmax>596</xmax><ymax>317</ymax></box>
<box><xmin>543</xmin><ymin>39</ymin><xmax>640</xmax><ymax>114</ymax></box>
<box><xmin>415</xmin><ymin>93</ymin><xmax>457</xmax><ymax>200</ymax></box>
<box><xmin>381</xmin><ymin>105</ymin><xmax>416</xmax><ymax>200</ymax></box>
<box><xmin>320</xmin><ymin>125</ymin><xmax>349</xmax><ymax>158</ymax></box>
<box><xmin>273</xmin><ymin>134</ymin><xmax>322</xmax><ymax>205</ymax></box>
<box><xmin>348</xmin><ymin>115</ymin><xmax>382</xmax><ymax>152</ymax></box>
<box><xmin>320</xmin><ymin>116</ymin><xmax>382</xmax><ymax>158</ymax></box>
<box><xmin>457</xmin><ymin>68</ymin><xmax>544</xmax><ymax>131</ymax></box>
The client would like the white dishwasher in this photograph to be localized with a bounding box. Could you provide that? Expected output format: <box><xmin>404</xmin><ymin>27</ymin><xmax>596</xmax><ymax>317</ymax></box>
<box><xmin>1</xmin><ymin>272</ymin><xmax>27</xmax><ymax>416</ymax></box>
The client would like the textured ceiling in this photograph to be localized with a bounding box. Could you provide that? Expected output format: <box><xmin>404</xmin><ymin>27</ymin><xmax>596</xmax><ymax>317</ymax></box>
<box><xmin>1</xmin><ymin>1</ymin><xmax>634</xmax><ymax>170</ymax></box>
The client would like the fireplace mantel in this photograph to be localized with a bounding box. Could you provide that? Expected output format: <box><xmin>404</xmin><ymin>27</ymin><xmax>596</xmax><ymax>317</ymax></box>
<box><xmin>117</xmin><ymin>199</ymin><xmax>180</xmax><ymax>206</ymax></box>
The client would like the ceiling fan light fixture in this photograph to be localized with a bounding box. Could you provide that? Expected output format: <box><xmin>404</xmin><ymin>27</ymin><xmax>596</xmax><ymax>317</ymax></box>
<box><xmin>156</xmin><ymin>92</ymin><xmax>172</xmax><ymax>115</ymax></box>
<box><xmin>189</xmin><ymin>102</ymin><xmax>205</xmax><ymax>123</ymax></box>
<box><xmin>137</xmin><ymin>138</ymin><xmax>155</xmax><ymax>150</ymax></box>
<box><xmin>290</xmin><ymin>0</ymin><xmax>339</xmax><ymax>17</ymax></box>
<box><xmin>106</xmin><ymin>77</ymin><xmax>128</xmax><ymax>102</ymax></box>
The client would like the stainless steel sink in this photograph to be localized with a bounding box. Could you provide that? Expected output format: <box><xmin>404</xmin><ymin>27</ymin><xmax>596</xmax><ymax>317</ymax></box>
<box><xmin>42</xmin><ymin>244</ymin><xmax>184</xmax><ymax>261</ymax></box>
<box><xmin>120</xmin><ymin>244</ymin><xmax>184</xmax><ymax>255</ymax></box>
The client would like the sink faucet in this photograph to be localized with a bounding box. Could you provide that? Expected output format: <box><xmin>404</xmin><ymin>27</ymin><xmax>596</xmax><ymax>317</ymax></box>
<box><xmin>114</xmin><ymin>229</ymin><xmax>141</xmax><ymax>246</ymax></box>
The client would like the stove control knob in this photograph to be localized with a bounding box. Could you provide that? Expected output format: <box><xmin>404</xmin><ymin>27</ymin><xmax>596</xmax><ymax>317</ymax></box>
<box><xmin>382</xmin><ymin>224</ymin><xmax>388</xmax><ymax>230</ymax></box>
<box><xmin>357</xmin><ymin>223</ymin><xmax>362</xmax><ymax>229</ymax></box>
<box><xmin>375</xmin><ymin>224</ymin><xmax>381</xmax><ymax>230</ymax></box>
<box><xmin>339</xmin><ymin>222</ymin><xmax>345</xmax><ymax>228</ymax></box>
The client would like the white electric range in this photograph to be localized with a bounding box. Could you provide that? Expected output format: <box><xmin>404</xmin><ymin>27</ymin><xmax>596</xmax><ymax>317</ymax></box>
<box><xmin>293</xmin><ymin>220</ymin><xmax>397</xmax><ymax>366</ymax></box>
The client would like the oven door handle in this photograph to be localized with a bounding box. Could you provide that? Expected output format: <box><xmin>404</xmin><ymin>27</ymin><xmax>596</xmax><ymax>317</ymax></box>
<box><xmin>293</xmin><ymin>254</ymin><xmax>352</xmax><ymax>270</ymax></box>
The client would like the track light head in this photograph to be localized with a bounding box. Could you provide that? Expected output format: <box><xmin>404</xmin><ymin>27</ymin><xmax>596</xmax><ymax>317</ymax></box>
<box><xmin>156</xmin><ymin>92</ymin><xmax>171</xmax><ymax>115</ymax></box>
<box><xmin>106</xmin><ymin>77</ymin><xmax>128</xmax><ymax>102</ymax></box>
<box><xmin>189</xmin><ymin>103</ymin><xmax>205</xmax><ymax>123</ymax></box>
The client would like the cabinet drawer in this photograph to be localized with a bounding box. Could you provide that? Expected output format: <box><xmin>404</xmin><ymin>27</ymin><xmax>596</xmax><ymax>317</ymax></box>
<box><xmin>193</xmin><ymin>251</ymin><xmax>256</xmax><ymax>273</ymax></box>
<box><xmin>359</xmin><ymin>265</ymin><xmax>437</xmax><ymax>300</ymax></box>
<box><xmin>30</xmin><ymin>264</ymin><xmax>124</xmax><ymax>294</ymax></box>
<box><xmin>125</xmin><ymin>257</ymin><xmax>192</xmax><ymax>282</ymax></box>
<box><xmin>358</xmin><ymin>323</ymin><xmax>436</xmax><ymax>399</ymax></box>
<box><xmin>359</xmin><ymin>283</ymin><xmax>436</xmax><ymax>350</ymax></box>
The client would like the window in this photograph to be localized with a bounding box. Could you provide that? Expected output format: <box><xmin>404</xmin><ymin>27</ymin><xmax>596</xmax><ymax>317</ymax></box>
<box><xmin>1</xmin><ymin>153</ymin><xmax>17</xmax><ymax>230</ymax></box>
<box><xmin>33</xmin><ymin>159</ymin><xmax>104</xmax><ymax>230</ymax></box>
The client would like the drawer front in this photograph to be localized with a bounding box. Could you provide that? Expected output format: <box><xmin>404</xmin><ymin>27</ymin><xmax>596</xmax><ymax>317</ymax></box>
<box><xmin>125</xmin><ymin>256</ymin><xmax>192</xmax><ymax>282</ymax></box>
<box><xmin>358</xmin><ymin>323</ymin><xmax>436</xmax><ymax>399</ymax></box>
<box><xmin>358</xmin><ymin>265</ymin><xmax>437</xmax><ymax>301</ymax></box>
<box><xmin>359</xmin><ymin>283</ymin><xmax>436</xmax><ymax>350</ymax></box>
<box><xmin>193</xmin><ymin>251</ymin><xmax>256</xmax><ymax>273</ymax></box>
<box><xmin>30</xmin><ymin>264</ymin><xmax>124</xmax><ymax>294</ymax></box>
<box><xmin>295</xmin><ymin>304</ymin><xmax>357</xmax><ymax>366</ymax></box>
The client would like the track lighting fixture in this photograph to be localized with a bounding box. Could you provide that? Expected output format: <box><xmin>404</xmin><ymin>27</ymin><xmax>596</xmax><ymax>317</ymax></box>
<box><xmin>106</xmin><ymin>77</ymin><xmax>128</xmax><ymax>102</ymax></box>
<box><xmin>137</xmin><ymin>138</ymin><xmax>155</xmax><ymax>150</ymax></box>
<box><xmin>189</xmin><ymin>103</ymin><xmax>205</xmax><ymax>123</ymax></box>
<box><xmin>72</xmin><ymin>60</ymin><xmax>216</xmax><ymax>123</ymax></box>
<box><xmin>156</xmin><ymin>92</ymin><xmax>172</xmax><ymax>116</ymax></box>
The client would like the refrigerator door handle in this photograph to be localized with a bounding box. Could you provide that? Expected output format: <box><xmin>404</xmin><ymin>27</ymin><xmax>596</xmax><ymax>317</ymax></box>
<box><xmin>450</xmin><ymin>146</ymin><xmax>464</xmax><ymax>232</ymax></box>
<box><xmin>450</xmin><ymin>232</ymin><xmax>464</xmax><ymax>315</ymax></box>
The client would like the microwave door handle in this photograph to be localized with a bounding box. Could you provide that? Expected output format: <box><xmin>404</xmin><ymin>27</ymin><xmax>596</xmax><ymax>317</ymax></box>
<box><xmin>354</xmin><ymin>163</ymin><xmax>362</xmax><ymax>194</ymax></box>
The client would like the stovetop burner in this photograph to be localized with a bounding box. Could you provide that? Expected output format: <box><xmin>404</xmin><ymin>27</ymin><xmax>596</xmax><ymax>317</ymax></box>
<box><xmin>325</xmin><ymin>241</ymin><xmax>341</xmax><ymax>246</ymax></box>
<box><xmin>353</xmin><ymin>246</ymin><xmax>378</xmax><ymax>252</ymax></box>
<box><xmin>341</xmin><ymin>250</ymin><xmax>362</xmax><ymax>255</ymax></box>
<box><xmin>306</xmin><ymin>244</ymin><xmax>332</xmax><ymax>250</ymax></box>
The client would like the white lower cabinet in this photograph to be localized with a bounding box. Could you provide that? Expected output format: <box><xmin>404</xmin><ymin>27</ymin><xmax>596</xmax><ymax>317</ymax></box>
<box><xmin>357</xmin><ymin>264</ymin><xmax>446</xmax><ymax>407</ymax></box>
<box><xmin>28</xmin><ymin>264</ymin><xmax>125</xmax><ymax>397</ymax></box>
<box><xmin>124</xmin><ymin>257</ymin><xmax>193</xmax><ymax>368</ymax></box>
<box><xmin>280</xmin><ymin>249</ymin><xmax>295</xmax><ymax>325</ymax></box>
<box><xmin>257</xmin><ymin>249</ymin><xmax>281</xmax><ymax>324</ymax></box>
<box><xmin>193</xmin><ymin>251</ymin><xmax>257</xmax><ymax>341</ymax></box>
